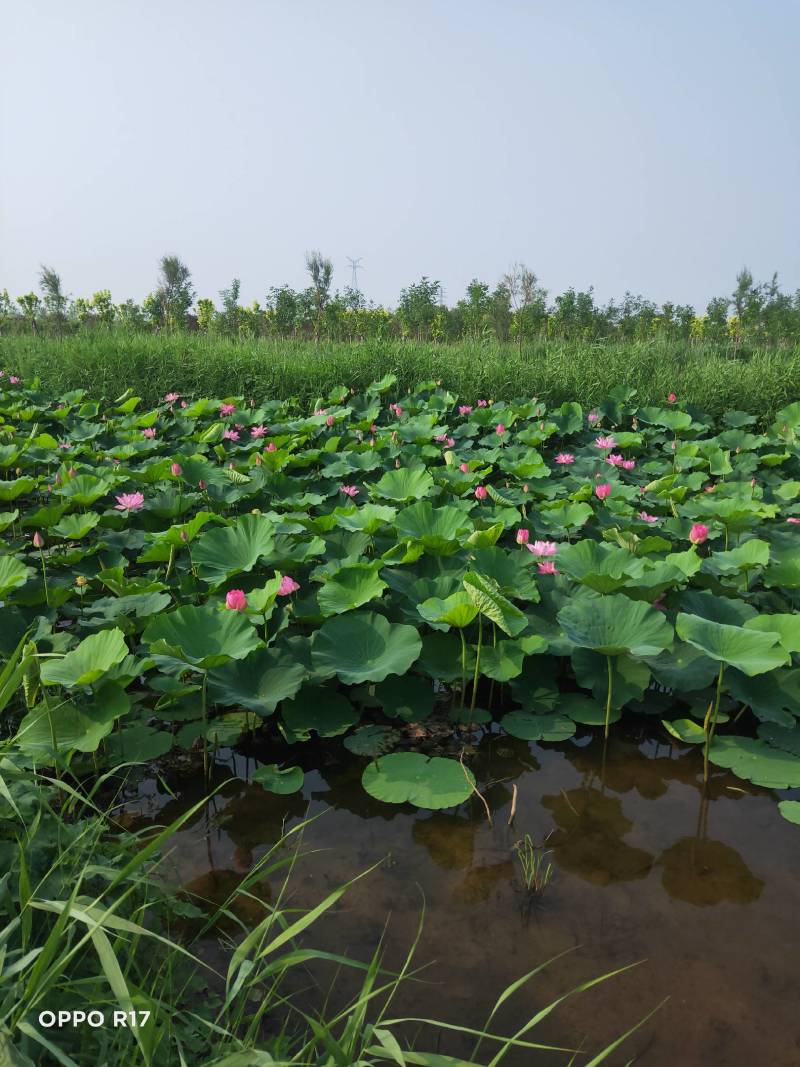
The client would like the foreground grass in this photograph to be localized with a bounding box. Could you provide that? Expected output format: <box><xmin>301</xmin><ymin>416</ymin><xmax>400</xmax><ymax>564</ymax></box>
<box><xmin>3</xmin><ymin>332</ymin><xmax>799</xmax><ymax>417</ymax></box>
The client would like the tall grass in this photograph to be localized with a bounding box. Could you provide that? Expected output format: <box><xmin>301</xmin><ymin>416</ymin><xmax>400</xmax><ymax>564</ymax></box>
<box><xmin>3</xmin><ymin>332</ymin><xmax>798</xmax><ymax>418</ymax></box>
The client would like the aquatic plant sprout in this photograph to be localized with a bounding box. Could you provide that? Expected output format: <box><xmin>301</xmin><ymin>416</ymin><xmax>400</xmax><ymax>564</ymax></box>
<box><xmin>2</xmin><ymin>373</ymin><xmax>800</xmax><ymax>821</ymax></box>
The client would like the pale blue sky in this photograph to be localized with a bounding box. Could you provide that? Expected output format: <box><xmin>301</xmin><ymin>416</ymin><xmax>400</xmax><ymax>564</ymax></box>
<box><xmin>2</xmin><ymin>1</ymin><xmax>799</xmax><ymax>310</ymax></box>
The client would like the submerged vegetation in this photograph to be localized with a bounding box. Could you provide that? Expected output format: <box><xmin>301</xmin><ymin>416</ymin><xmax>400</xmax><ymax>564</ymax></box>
<box><xmin>2</xmin><ymin>364</ymin><xmax>800</xmax><ymax>1060</ymax></box>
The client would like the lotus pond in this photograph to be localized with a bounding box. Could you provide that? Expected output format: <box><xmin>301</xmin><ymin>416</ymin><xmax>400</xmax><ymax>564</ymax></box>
<box><xmin>2</xmin><ymin>372</ymin><xmax>800</xmax><ymax>1060</ymax></box>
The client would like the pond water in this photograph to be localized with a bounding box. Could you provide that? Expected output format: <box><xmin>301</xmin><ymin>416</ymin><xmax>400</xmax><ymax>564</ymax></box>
<box><xmin>129</xmin><ymin>722</ymin><xmax>800</xmax><ymax>1066</ymax></box>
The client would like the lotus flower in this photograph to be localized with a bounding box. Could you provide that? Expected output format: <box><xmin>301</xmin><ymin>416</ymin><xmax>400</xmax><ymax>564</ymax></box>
<box><xmin>326</xmin><ymin>415</ymin><xmax>335</xmax><ymax>427</ymax></box>
<box><xmin>527</xmin><ymin>540</ymin><xmax>558</xmax><ymax>557</ymax></box>
<box><xmin>340</xmin><ymin>485</ymin><xmax>359</xmax><ymax>498</ymax></box>
<box><xmin>606</xmin><ymin>453</ymin><xmax>624</xmax><ymax>466</ymax></box>
<box><xmin>142</xmin><ymin>427</ymin><xmax>156</xmax><ymax>439</ymax></box>
<box><xmin>537</xmin><ymin>561</ymin><xmax>558</xmax><ymax>575</ymax></box>
<box><xmin>594</xmin><ymin>435</ymin><xmax>617</xmax><ymax>450</ymax></box>
<box><xmin>171</xmin><ymin>462</ymin><xmax>182</xmax><ymax>477</ymax></box>
<box><xmin>516</xmin><ymin>528</ymin><xmax>530</xmax><ymax>545</ymax></box>
<box><xmin>9</xmin><ymin>376</ymin><xmax>19</xmax><ymax>384</ymax></box>
<box><xmin>225</xmin><ymin>589</ymin><xmax>247</xmax><ymax>611</ymax></box>
<box><xmin>594</xmin><ymin>483</ymin><xmax>612</xmax><ymax>500</ymax></box>
<box><xmin>788</xmin><ymin>517</ymin><xmax>800</xmax><ymax>525</ymax></box>
<box><xmin>621</xmin><ymin>459</ymin><xmax>635</xmax><ymax>471</ymax></box>
<box><xmin>58</xmin><ymin>441</ymin><xmax>71</xmax><ymax>450</ymax></box>
<box><xmin>477</xmin><ymin>399</ymin><xmax>488</xmax><ymax>408</ymax></box>
<box><xmin>459</xmin><ymin>462</ymin><xmax>470</xmax><ymax>473</ymax></box>
<box><xmin>223</xmin><ymin>428</ymin><xmax>240</xmax><ymax>441</ymax></box>
<box><xmin>278</xmin><ymin>575</ymin><xmax>300</xmax><ymax>596</ymax></box>
<box><xmin>555</xmin><ymin>453</ymin><xmax>574</xmax><ymax>465</ymax></box>
<box><xmin>668</xmin><ymin>392</ymin><xmax>677</xmax><ymax>403</ymax></box>
<box><xmin>689</xmin><ymin>523</ymin><xmax>709</xmax><ymax>544</ymax></box>
<box><xmin>32</xmin><ymin>531</ymin><xmax>44</xmax><ymax>548</ymax></box>
<box><xmin>266</xmin><ymin>442</ymin><xmax>276</xmax><ymax>452</ymax></box>
<box><xmin>250</xmin><ymin>425</ymin><xmax>268</xmax><ymax>438</ymax></box>
<box><xmin>114</xmin><ymin>492</ymin><xmax>145</xmax><ymax>511</ymax></box>
<box><xmin>587</xmin><ymin>412</ymin><xmax>599</xmax><ymax>424</ymax></box>
<box><xmin>637</xmin><ymin>511</ymin><xmax>659</xmax><ymax>524</ymax></box>
<box><xmin>165</xmin><ymin>392</ymin><xmax>180</xmax><ymax>402</ymax></box>
<box><xmin>220</xmin><ymin>403</ymin><xmax>236</xmax><ymax>416</ymax></box>
<box><xmin>459</xmin><ymin>405</ymin><xmax>473</xmax><ymax>415</ymax></box>
<box><xmin>495</xmin><ymin>423</ymin><xmax>506</xmax><ymax>435</ymax></box>
<box><xmin>474</xmin><ymin>485</ymin><xmax>488</xmax><ymax>500</ymax></box>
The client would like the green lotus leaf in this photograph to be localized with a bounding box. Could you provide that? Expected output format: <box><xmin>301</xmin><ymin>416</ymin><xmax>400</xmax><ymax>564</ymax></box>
<box><xmin>373</xmin><ymin>465</ymin><xmax>434</xmax><ymax>502</ymax></box>
<box><xmin>647</xmin><ymin>644</ymin><xmax>719</xmax><ymax>692</ymax></box>
<box><xmin>0</xmin><ymin>509</ymin><xmax>19</xmax><ymax>534</ymax></box>
<box><xmin>208</xmin><ymin>647</ymin><xmax>307</xmax><ymax>716</ymax></box>
<box><xmin>675</xmin><ymin>613</ymin><xmax>788</xmax><ymax>676</ymax></box>
<box><xmin>702</xmin><ymin>539</ymin><xmax>770</xmax><ymax>576</ymax></box>
<box><xmin>727</xmin><ymin>669</ymin><xmax>800</xmax><ymax>727</ymax></box>
<box><xmin>0</xmin><ymin>555</ymin><xmax>32</xmax><ymax>597</ymax></box>
<box><xmin>373</xmin><ymin>674</ymin><xmax>435</xmax><ymax>721</ymax></box>
<box><xmin>311</xmin><ymin>612</ymin><xmax>422</xmax><ymax>684</ymax></box>
<box><xmin>557</xmin><ymin>595</ymin><xmax>673</xmax><ymax>657</ymax></box>
<box><xmin>362</xmin><ymin>752</ymin><xmax>475</xmax><ymax>809</ymax></box>
<box><xmin>462</xmin><ymin>572</ymin><xmax>527</xmax><ymax>637</ymax></box>
<box><xmin>105</xmin><ymin>723</ymin><xmax>173</xmax><ymax>764</ymax></box>
<box><xmin>61</xmin><ymin>475</ymin><xmax>115</xmax><ymax>507</ymax></box>
<box><xmin>334</xmin><ymin>503</ymin><xmax>397</xmax><ymax>533</ymax></box>
<box><xmin>480</xmin><ymin>641</ymin><xmax>527</xmax><ymax>682</ymax></box>
<box><xmin>662</xmin><ymin>718</ymin><xmax>706</xmax><ymax>744</ymax></box>
<box><xmin>558</xmin><ymin>692</ymin><xmax>620</xmax><ymax>726</ymax></box>
<box><xmin>17</xmin><ymin>701</ymin><xmax>115</xmax><ymax>761</ymax></box>
<box><xmin>744</xmin><ymin>614</ymin><xmax>800</xmax><ymax>655</ymax></box>
<box><xmin>778</xmin><ymin>800</ymin><xmax>800</xmax><ymax>826</ymax></box>
<box><xmin>557</xmin><ymin>541</ymin><xmax>646</xmax><ymax>593</ymax></box>
<box><xmin>757</xmin><ymin>722</ymin><xmax>800</xmax><ymax>756</ymax></box>
<box><xmin>708</xmin><ymin>735</ymin><xmax>800</xmax><ymax>789</ymax></box>
<box><xmin>344</xmin><ymin>725</ymin><xmax>402</xmax><ymax>757</ymax></box>
<box><xmin>500</xmin><ymin>711</ymin><xmax>576</xmax><ymax>742</ymax></box>
<box><xmin>0</xmin><ymin>477</ymin><xmax>36</xmax><ymax>501</ymax></box>
<box><xmin>317</xmin><ymin>561</ymin><xmax>387</xmax><ymax>616</ymax></box>
<box><xmin>40</xmin><ymin>628</ymin><xmax>128</xmax><ymax>687</ymax></box>
<box><xmin>394</xmin><ymin>501</ymin><xmax>472</xmax><ymax>554</ymax></box>
<box><xmin>281</xmin><ymin>685</ymin><xmax>359</xmax><ymax>737</ymax></box>
<box><xmin>192</xmin><ymin>514</ymin><xmax>276</xmax><ymax>587</ymax></box>
<box><xmin>417</xmin><ymin>591</ymin><xmax>479</xmax><ymax>630</ymax></box>
<box><xmin>679</xmin><ymin>589</ymin><xmax>758</xmax><ymax>626</ymax></box>
<box><xmin>571</xmin><ymin>649</ymin><xmax>651</xmax><ymax>708</ymax></box>
<box><xmin>143</xmin><ymin>605</ymin><xmax>261</xmax><ymax>668</ymax></box>
<box><xmin>470</xmin><ymin>546</ymin><xmax>541</xmax><ymax>601</ymax></box>
<box><xmin>251</xmin><ymin>763</ymin><xmax>304</xmax><ymax>794</ymax></box>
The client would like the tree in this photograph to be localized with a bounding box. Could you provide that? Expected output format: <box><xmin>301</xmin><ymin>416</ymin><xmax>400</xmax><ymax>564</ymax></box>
<box><xmin>0</xmin><ymin>289</ymin><xmax>14</xmax><ymax>334</ymax></box>
<box><xmin>152</xmin><ymin>255</ymin><xmax>194</xmax><ymax>330</ymax></box>
<box><xmin>16</xmin><ymin>293</ymin><xmax>41</xmax><ymax>335</ymax></box>
<box><xmin>397</xmin><ymin>277</ymin><xmax>440</xmax><ymax>339</ymax></box>
<box><xmin>196</xmin><ymin>298</ymin><xmax>215</xmax><ymax>332</ymax></box>
<box><xmin>39</xmin><ymin>265</ymin><xmax>69</xmax><ymax>336</ymax></box>
<box><xmin>305</xmin><ymin>251</ymin><xmax>333</xmax><ymax>344</ymax></box>
<box><xmin>502</xmin><ymin>264</ymin><xmax>547</xmax><ymax>352</ymax></box>
<box><xmin>219</xmin><ymin>278</ymin><xmax>242</xmax><ymax>338</ymax></box>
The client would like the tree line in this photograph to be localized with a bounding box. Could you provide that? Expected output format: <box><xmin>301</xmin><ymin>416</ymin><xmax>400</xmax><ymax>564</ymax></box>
<box><xmin>3</xmin><ymin>254</ymin><xmax>799</xmax><ymax>347</ymax></box>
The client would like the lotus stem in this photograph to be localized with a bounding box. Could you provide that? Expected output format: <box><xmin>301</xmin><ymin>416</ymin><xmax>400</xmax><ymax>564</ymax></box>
<box><xmin>604</xmin><ymin>655</ymin><xmax>614</xmax><ymax>739</ymax></box>
<box><xmin>470</xmin><ymin>614</ymin><xmax>483</xmax><ymax>713</ymax></box>
<box><xmin>459</xmin><ymin>628</ymin><xmax>467</xmax><ymax>709</ymax></box>
<box><xmin>38</xmin><ymin>548</ymin><xmax>50</xmax><ymax>608</ymax></box>
<box><xmin>703</xmin><ymin>662</ymin><xmax>725</xmax><ymax>784</ymax></box>
<box><xmin>201</xmin><ymin>671</ymin><xmax>209</xmax><ymax>781</ymax></box>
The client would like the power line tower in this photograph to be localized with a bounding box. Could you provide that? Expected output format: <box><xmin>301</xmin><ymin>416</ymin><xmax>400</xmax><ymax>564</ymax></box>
<box><xmin>347</xmin><ymin>257</ymin><xmax>364</xmax><ymax>295</ymax></box>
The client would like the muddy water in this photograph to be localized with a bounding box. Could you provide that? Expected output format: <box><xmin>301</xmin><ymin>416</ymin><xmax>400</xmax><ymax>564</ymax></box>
<box><xmin>131</xmin><ymin>723</ymin><xmax>800</xmax><ymax>1065</ymax></box>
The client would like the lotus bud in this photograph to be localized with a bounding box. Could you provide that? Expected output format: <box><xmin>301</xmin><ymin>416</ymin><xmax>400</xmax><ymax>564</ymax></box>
<box><xmin>179</xmin><ymin>529</ymin><xmax>189</xmax><ymax>542</ymax></box>
<box><xmin>251</xmin><ymin>508</ymin><xmax>261</xmax><ymax>515</ymax></box>
<box><xmin>171</xmin><ymin>462</ymin><xmax>182</xmax><ymax>477</ymax></box>
<box><xmin>225</xmin><ymin>589</ymin><xmax>247</xmax><ymax>611</ymax></box>
<box><xmin>32</xmin><ymin>531</ymin><xmax>44</xmax><ymax>549</ymax></box>
<box><xmin>75</xmin><ymin>575</ymin><xmax>88</xmax><ymax>588</ymax></box>
<box><xmin>198</xmin><ymin>479</ymin><xmax>207</xmax><ymax>490</ymax></box>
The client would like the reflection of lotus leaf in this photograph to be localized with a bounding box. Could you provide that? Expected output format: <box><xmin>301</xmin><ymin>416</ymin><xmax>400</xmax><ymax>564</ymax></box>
<box><xmin>541</xmin><ymin>788</ymin><xmax>654</xmax><ymax>885</ymax></box>
<box><xmin>658</xmin><ymin>838</ymin><xmax>764</xmax><ymax>906</ymax></box>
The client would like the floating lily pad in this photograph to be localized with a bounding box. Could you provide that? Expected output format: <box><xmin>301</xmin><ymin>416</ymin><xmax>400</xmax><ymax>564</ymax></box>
<box><xmin>343</xmin><ymin>725</ymin><xmax>401</xmax><ymax>757</ymax></box>
<box><xmin>500</xmin><ymin>711</ymin><xmax>576</xmax><ymax>742</ymax></box>
<box><xmin>362</xmin><ymin>752</ymin><xmax>475</xmax><ymax>809</ymax></box>
<box><xmin>251</xmin><ymin>763</ymin><xmax>304</xmax><ymax>794</ymax></box>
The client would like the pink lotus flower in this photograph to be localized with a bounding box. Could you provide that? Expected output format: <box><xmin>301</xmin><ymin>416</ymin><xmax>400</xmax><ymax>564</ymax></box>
<box><xmin>198</xmin><ymin>479</ymin><xmax>207</xmax><ymax>490</ymax></box>
<box><xmin>389</xmin><ymin>403</ymin><xmax>403</xmax><ymax>416</ymax></box>
<box><xmin>266</xmin><ymin>442</ymin><xmax>276</xmax><ymax>452</ymax></box>
<box><xmin>594</xmin><ymin>435</ymin><xmax>617</xmax><ymax>450</ymax></box>
<box><xmin>555</xmin><ymin>453</ymin><xmax>574</xmax><ymax>465</ymax></box>
<box><xmin>220</xmin><ymin>403</ymin><xmax>236</xmax><ymax>416</ymax></box>
<box><xmin>689</xmin><ymin>523</ymin><xmax>709</xmax><ymax>545</ymax></box>
<box><xmin>587</xmin><ymin>411</ymin><xmax>600</xmax><ymax>424</ymax></box>
<box><xmin>527</xmin><ymin>540</ymin><xmax>558</xmax><ymax>557</ymax></box>
<box><xmin>704</xmin><ymin>483</ymin><xmax>716</xmax><ymax>493</ymax></box>
<box><xmin>171</xmin><ymin>462</ymin><xmax>182</xmax><ymax>476</ymax></box>
<box><xmin>58</xmin><ymin>441</ymin><xmax>71</xmax><ymax>450</ymax></box>
<box><xmin>340</xmin><ymin>485</ymin><xmax>359</xmax><ymax>498</ymax></box>
<box><xmin>370</xmin><ymin>424</ymin><xmax>378</xmax><ymax>434</ymax></box>
<box><xmin>9</xmin><ymin>376</ymin><xmax>20</xmax><ymax>384</ymax></box>
<box><xmin>621</xmin><ymin>459</ymin><xmax>635</xmax><ymax>471</ymax></box>
<box><xmin>495</xmin><ymin>423</ymin><xmax>506</xmax><ymax>435</ymax></box>
<box><xmin>516</xmin><ymin>528</ymin><xmax>530</xmax><ymax>545</ymax></box>
<box><xmin>165</xmin><ymin>392</ymin><xmax>180</xmax><ymax>402</ymax></box>
<box><xmin>326</xmin><ymin>414</ymin><xmax>335</xmax><ymax>427</ymax></box>
<box><xmin>668</xmin><ymin>392</ymin><xmax>677</xmax><ymax>403</ymax></box>
<box><xmin>637</xmin><ymin>511</ymin><xmax>659</xmax><ymax>524</ymax></box>
<box><xmin>594</xmin><ymin>483</ymin><xmax>612</xmax><ymax>500</ymax></box>
<box><xmin>32</xmin><ymin>531</ymin><xmax>44</xmax><ymax>549</ymax></box>
<box><xmin>114</xmin><ymin>492</ymin><xmax>145</xmax><ymax>512</ymax></box>
<box><xmin>788</xmin><ymin>517</ymin><xmax>800</xmax><ymax>525</ymax></box>
<box><xmin>142</xmin><ymin>427</ymin><xmax>156</xmax><ymax>439</ymax></box>
<box><xmin>474</xmin><ymin>485</ymin><xmax>488</xmax><ymax>500</ymax></box>
<box><xmin>180</xmin><ymin>400</ymin><xmax>187</xmax><ymax>408</ymax></box>
<box><xmin>459</xmin><ymin>405</ymin><xmax>473</xmax><ymax>415</ymax></box>
<box><xmin>277</xmin><ymin>575</ymin><xmax>300</xmax><ymax>596</ymax></box>
<box><xmin>250</xmin><ymin>425</ymin><xmax>268</xmax><ymax>438</ymax></box>
<box><xmin>537</xmin><ymin>560</ymin><xmax>558</xmax><ymax>575</ymax></box>
<box><xmin>314</xmin><ymin>407</ymin><xmax>328</xmax><ymax>416</ymax></box>
<box><xmin>435</xmin><ymin>434</ymin><xmax>447</xmax><ymax>443</ymax></box>
<box><xmin>67</xmin><ymin>467</ymin><xmax>77</xmax><ymax>477</ymax></box>
<box><xmin>459</xmin><ymin>462</ymin><xmax>470</xmax><ymax>473</ymax></box>
<box><xmin>477</xmin><ymin>399</ymin><xmax>489</xmax><ymax>407</ymax></box>
<box><xmin>225</xmin><ymin>589</ymin><xmax>248</xmax><ymax>611</ymax></box>
<box><xmin>606</xmin><ymin>453</ymin><xmax>624</xmax><ymax>466</ymax></box>
<box><xmin>445</xmin><ymin>436</ymin><xmax>455</xmax><ymax>447</ymax></box>
<box><xmin>223</xmin><ymin>428</ymin><xmax>240</xmax><ymax>441</ymax></box>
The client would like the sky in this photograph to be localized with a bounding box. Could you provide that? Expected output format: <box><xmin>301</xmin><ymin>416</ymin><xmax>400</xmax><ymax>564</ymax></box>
<box><xmin>2</xmin><ymin>0</ymin><xmax>800</xmax><ymax>312</ymax></box>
